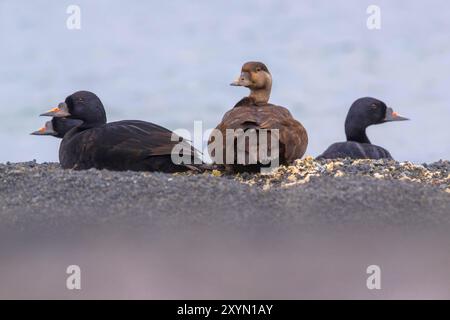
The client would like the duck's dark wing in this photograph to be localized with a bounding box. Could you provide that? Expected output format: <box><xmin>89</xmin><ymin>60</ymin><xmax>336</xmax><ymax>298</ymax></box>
<box><xmin>208</xmin><ymin>103</ymin><xmax>308</xmax><ymax>166</ymax></box>
<box><xmin>106</xmin><ymin>120</ymin><xmax>199</xmax><ymax>157</ymax></box>
<box><xmin>317</xmin><ymin>141</ymin><xmax>393</xmax><ymax>160</ymax></box>
<box><xmin>60</xmin><ymin>120</ymin><xmax>201</xmax><ymax>172</ymax></box>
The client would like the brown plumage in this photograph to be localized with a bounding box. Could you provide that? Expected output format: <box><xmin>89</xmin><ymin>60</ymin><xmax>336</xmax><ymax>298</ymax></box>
<box><xmin>208</xmin><ymin>62</ymin><xmax>308</xmax><ymax>172</ymax></box>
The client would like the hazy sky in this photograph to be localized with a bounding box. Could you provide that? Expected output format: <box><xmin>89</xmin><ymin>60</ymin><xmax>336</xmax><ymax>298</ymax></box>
<box><xmin>0</xmin><ymin>0</ymin><xmax>449</xmax><ymax>163</ymax></box>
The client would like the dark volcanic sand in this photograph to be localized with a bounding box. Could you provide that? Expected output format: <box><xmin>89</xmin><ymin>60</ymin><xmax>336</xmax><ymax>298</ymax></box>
<box><xmin>0</xmin><ymin>160</ymin><xmax>449</xmax><ymax>231</ymax></box>
<box><xmin>1</xmin><ymin>160</ymin><xmax>450</xmax><ymax>299</ymax></box>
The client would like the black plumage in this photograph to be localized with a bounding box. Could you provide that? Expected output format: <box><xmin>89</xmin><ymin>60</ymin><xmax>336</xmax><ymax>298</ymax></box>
<box><xmin>31</xmin><ymin>118</ymin><xmax>82</xmax><ymax>138</ymax></box>
<box><xmin>317</xmin><ymin>97</ymin><xmax>409</xmax><ymax>160</ymax></box>
<box><xmin>39</xmin><ymin>91</ymin><xmax>201</xmax><ymax>172</ymax></box>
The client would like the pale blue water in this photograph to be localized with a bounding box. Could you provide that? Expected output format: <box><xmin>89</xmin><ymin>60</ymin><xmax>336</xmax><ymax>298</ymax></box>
<box><xmin>0</xmin><ymin>0</ymin><xmax>449</xmax><ymax>163</ymax></box>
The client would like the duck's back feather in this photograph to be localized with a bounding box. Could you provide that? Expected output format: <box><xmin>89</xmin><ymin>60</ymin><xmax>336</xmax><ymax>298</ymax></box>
<box><xmin>209</xmin><ymin>99</ymin><xmax>308</xmax><ymax>169</ymax></box>
<box><xmin>60</xmin><ymin>120</ymin><xmax>200</xmax><ymax>172</ymax></box>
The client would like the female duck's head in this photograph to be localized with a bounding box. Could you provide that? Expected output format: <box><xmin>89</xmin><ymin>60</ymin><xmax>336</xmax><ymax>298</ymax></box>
<box><xmin>40</xmin><ymin>91</ymin><xmax>107</xmax><ymax>126</ymax></box>
<box><xmin>230</xmin><ymin>61</ymin><xmax>272</xmax><ymax>104</ymax></box>
<box><xmin>345</xmin><ymin>97</ymin><xmax>409</xmax><ymax>144</ymax></box>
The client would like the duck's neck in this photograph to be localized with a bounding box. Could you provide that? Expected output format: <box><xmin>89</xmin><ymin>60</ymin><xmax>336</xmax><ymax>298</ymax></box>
<box><xmin>249</xmin><ymin>89</ymin><xmax>270</xmax><ymax>104</ymax></box>
<box><xmin>249</xmin><ymin>80</ymin><xmax>272</xmax><ymax>104</ymax></box>
<box><xmin>80</xmin><ymin>121</ymin><xmax>103</xmax><ymax>130</ymax></box>
<box><xmin>345</xmin><ymin>125</ymin><xmax>371</xmax><ymax>144</ymax></box>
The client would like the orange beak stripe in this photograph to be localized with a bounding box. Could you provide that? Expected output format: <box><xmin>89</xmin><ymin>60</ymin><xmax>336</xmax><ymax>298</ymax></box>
<box><xmin>46</xmin><ymin>107</ymin><xmax>60</xmax><ymax>113</ymax></box>
<box><xmin>392</xmin><ymin>111</ymin><xmax>399</xmax><ymax>118</ymax></box>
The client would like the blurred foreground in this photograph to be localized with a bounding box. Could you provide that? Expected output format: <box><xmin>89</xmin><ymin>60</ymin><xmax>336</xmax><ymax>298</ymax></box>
<box><xmin>0</xmin><ymin>160</ymin><xmax>449</xmax><ymax>299</ymax></box>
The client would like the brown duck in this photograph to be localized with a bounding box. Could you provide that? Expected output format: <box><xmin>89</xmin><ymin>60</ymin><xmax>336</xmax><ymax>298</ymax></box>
<box><xmin>208</xmin><ymin>61</ymin><xmax>308</xmax><ymax>172</ymax></box>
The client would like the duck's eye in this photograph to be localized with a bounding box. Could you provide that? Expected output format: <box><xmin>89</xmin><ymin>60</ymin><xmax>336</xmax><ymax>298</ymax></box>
<box><xmin>370</xmin><ymin>104</ymin><xmax>377</xmax><ymax>109</ymax></box>
<box><xmin>256</xmin><ymin>68</ymin><xmax>261</xmax><ymax>72</ymax></box>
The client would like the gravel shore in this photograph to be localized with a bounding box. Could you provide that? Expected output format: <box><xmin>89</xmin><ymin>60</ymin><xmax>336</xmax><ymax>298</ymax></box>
<box><xmin>1</xmin><ymin>160</ymin><xmax>450</xmax><ymax>299</ymax></box>
<box><xmin>1</xmin><ymin>159</ymin><xmax>449</xmax><ymax>232</ymax></box>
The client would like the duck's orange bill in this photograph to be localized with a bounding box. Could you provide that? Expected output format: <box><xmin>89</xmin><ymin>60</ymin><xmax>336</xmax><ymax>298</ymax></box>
<box><xmin>46</xmin><ymin>107</ymin><xmax>61</xmax><ymax>113</ymax></box>
<box><xmin>31</xmin><ymin>125</ymin><xmax>50</xmax><ymax>135</ymax></box>
<box><xmin>392</xmin><ymin>111</ymin><xmax>399</xmax><ymax>118</ymax></box>
<box><xmin>40</xmin><ymin>104</ymin><xmax>70</xmax><ymax>117</ymax></box>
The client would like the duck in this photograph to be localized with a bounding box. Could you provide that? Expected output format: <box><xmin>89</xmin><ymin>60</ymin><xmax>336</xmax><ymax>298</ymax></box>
<box><xmin>31</xmin><ymin>118</ymin><xmax>82</xmax><ymax>138</ymax></box>
<box><xmin>208</xmin><ymin>61</ymin><xmax>308</xmax><ymax>172</ymax></box>
<box><xmin>38</xmin><ymin>91</ymin><xmax>202</xmax><ymax>172</ymax></box>
<box><xmin>317</xmin><ymin>97</ymin><xmax>409</xmax><ymax>160</ymax></box>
